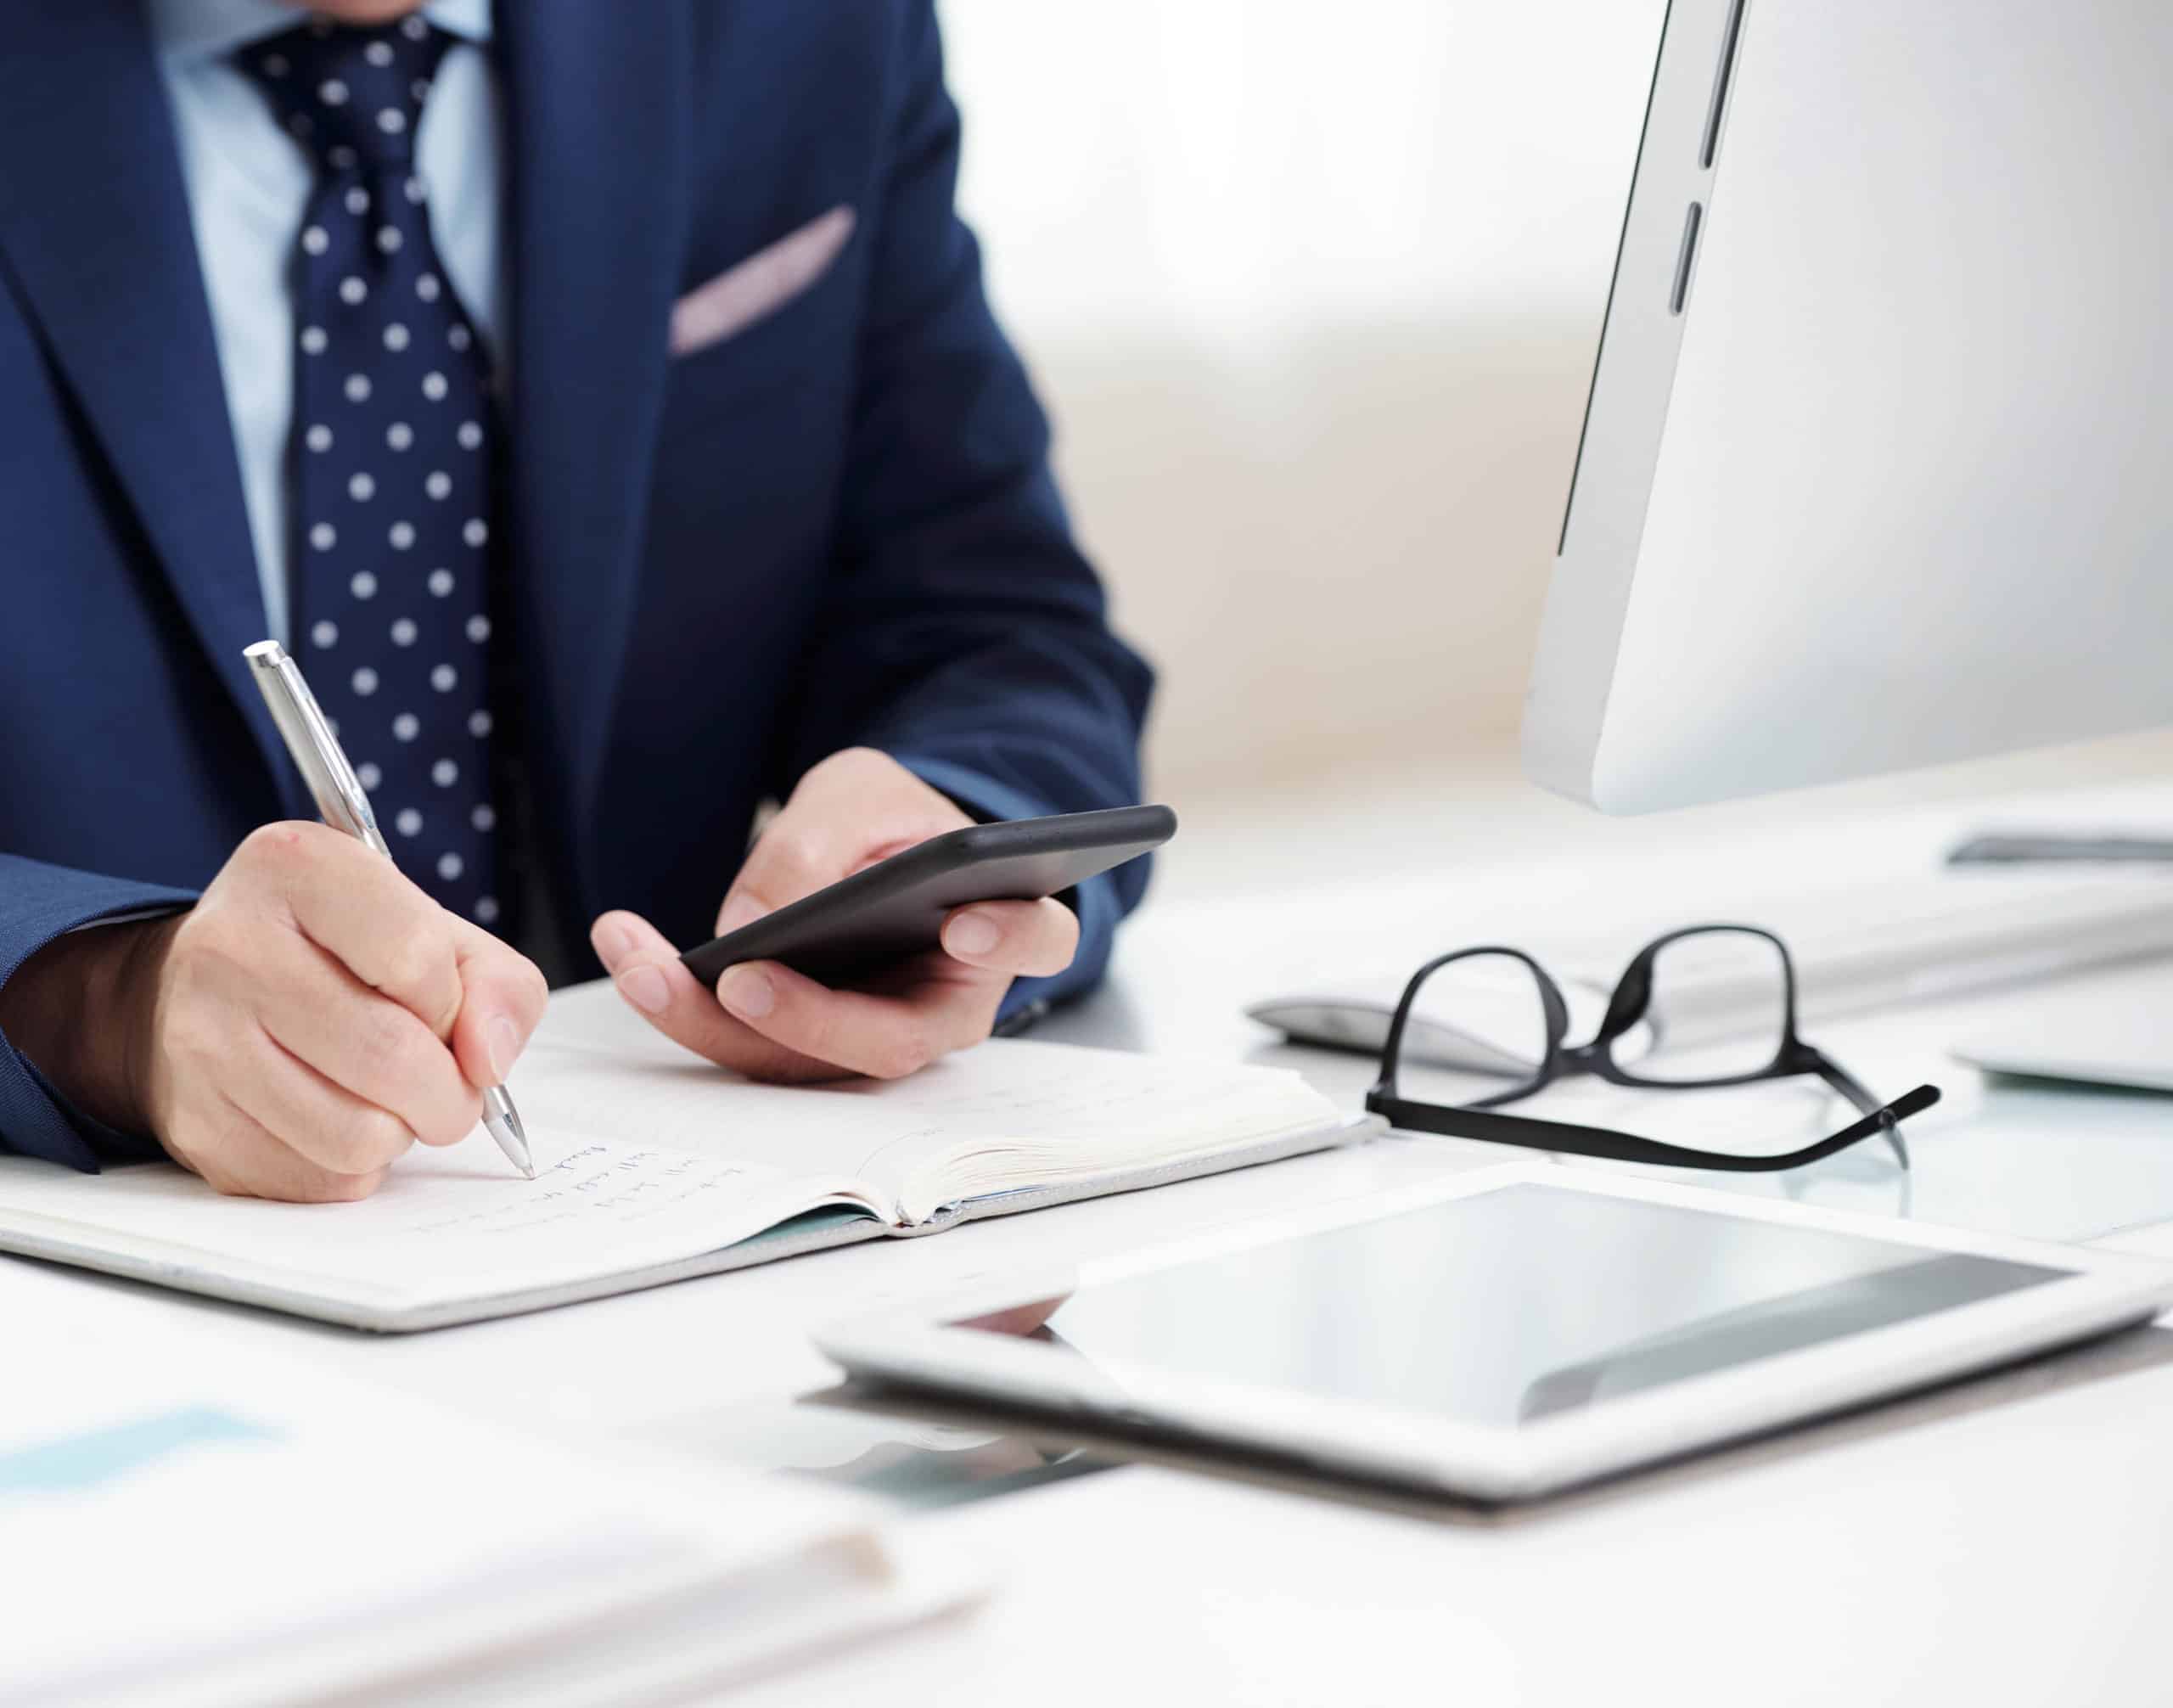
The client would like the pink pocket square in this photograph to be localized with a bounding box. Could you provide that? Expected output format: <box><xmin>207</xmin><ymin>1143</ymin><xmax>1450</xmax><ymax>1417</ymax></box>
<box><xmin>669</xmin><ymin>205</ymin><xmax>856</xmax><ymax>358</ymax></box>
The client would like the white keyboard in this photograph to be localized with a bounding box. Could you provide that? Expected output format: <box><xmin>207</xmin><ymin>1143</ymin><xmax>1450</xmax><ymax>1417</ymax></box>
<box><xmin>1642</xmin><ymin>870</ymin><xmax>2173</xmax><ymax>1032</ymax></box>
<box><xmin>1250</xmin><ymin>871</ymin><xmax>2173</xmax><ymax>1068</ymax></box>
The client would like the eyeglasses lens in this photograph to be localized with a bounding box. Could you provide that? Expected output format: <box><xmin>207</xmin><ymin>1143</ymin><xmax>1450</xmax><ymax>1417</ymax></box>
<box><xmin>1622</xmin><ymin>929</ymin><xmax>1791</xmax><ymax>1083</ymax></box>
<box><xmin>1395</xmin><ymin>952</ymin><xmax>1553</xmax><ymax>1104</ymax></box>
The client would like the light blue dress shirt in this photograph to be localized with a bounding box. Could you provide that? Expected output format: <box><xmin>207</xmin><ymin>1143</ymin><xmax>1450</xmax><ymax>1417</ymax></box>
<box><xmin>149</xmin><ymin>0</ymin><xmax>503</xmax><ymax>647</ymax></box>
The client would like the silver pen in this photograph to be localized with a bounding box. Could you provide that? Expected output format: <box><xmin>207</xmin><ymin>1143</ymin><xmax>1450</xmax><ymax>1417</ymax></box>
<box><xmin>244</xmin><ymin>640</ymin><xmax>536</xmax><ymax>1180</ymax></box>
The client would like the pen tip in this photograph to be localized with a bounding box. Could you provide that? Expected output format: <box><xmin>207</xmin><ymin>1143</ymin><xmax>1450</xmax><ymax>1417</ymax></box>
<box><xmin>485</xmin><ymin>1098</ymin><xmax>536</xmax><ymax>1180</ymax></box>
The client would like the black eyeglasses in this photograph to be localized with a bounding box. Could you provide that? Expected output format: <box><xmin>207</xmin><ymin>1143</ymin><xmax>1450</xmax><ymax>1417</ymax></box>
<box><xmin>1363</xmin><ymin>924</ymin><xmax>1940</xmax><ymax>1172</ymax></box>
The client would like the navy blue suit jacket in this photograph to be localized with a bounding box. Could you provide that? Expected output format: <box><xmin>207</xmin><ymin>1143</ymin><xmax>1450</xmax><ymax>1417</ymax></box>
<box><xmin>0</xmin><ymin>0</ymin><xmax>1154</xmax><ymax>1171</ymax></box>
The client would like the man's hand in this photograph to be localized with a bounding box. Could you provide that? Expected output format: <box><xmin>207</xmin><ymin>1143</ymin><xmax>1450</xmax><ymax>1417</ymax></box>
<box><xmin>590</xmin><ymin>749</ymin><xmax>1078</xmax><ymax>1081</ymax></box>
<box><xmin>0</xmin><ymin>824</ymin><xmax>548</xmax><ymax>1201</ymax></box>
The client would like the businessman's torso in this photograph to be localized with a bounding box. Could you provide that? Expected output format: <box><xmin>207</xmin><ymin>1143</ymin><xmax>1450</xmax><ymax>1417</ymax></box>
<box><xmin>0</xmin><ymin>0</ymin><xmax>927</xmax><ymax>950</ymax></box>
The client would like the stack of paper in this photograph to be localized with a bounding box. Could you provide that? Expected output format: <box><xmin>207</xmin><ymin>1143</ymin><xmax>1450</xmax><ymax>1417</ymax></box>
<box><xmin>0</xmin><ymin>1265</ymin><xmax>973</xmax><ymax>1707</ymax></box>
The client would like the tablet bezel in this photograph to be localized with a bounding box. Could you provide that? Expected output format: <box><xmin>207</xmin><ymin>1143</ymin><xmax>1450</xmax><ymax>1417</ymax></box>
<box><xmin>815</xmin><ymin>1163</ymin><xmax>2173</xmax><ymax>1501</ymax></box>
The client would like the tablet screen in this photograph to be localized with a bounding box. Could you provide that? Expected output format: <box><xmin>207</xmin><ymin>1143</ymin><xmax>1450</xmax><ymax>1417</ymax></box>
<box><xmin>955</xmin><ymin>1184</ymin><xmax>2069</xmax><ymax>1427</ymax></box>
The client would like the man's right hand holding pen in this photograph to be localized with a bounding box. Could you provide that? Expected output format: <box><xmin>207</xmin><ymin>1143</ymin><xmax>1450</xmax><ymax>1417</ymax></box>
<box><xmin>0</xmin><ymin>823</ymin><xmax>548</xmax><ymax>1203</ymax></box>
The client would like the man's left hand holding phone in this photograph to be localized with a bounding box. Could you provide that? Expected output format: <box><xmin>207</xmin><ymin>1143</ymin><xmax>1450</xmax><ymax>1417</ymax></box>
<box><xmin>0</xmin><ymin>747</ymin><xmax>1073</xmax><ymax>1203</ymax></box>
<box><xmin>591</xmin><ymin>748</ymin><xmax>1081</xmax><ymax>1081</ymax></box>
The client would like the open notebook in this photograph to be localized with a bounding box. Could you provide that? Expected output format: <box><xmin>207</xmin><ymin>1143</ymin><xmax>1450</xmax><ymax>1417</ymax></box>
<box><xmin>0</xmin><ymin>1036</ymin><xmax>1360</xmax><ymax>1331</ymax></box>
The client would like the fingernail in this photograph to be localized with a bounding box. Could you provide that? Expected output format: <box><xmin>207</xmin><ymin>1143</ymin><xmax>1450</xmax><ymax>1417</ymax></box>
<box><xmin>617</xmin><ymin>964</ymin><xmax>671</xmax><ymax>1014</ymax></box>
<box><xmin>486</xmin><ymin>1015</ymin><xmax>520</xmax><ymax>1081</ymax></box>
<box><xmin>718</xmin><ymin>893</ymin><xmax>770</xmax><ymax>933</ymax></box>
<box><xmin>593</xmin><ymin>919</ymin><xmax>635</xmax><ymax>971</ymax></box>
<box><xmin>946</xmin><ymin>910</ymin><xmax>1001</xmax><ymax>958</ymax></box>
<box><xmin>718</xmin><ymin>965</ymin><xmax>775</xmax><ymax>1020</ymax></box>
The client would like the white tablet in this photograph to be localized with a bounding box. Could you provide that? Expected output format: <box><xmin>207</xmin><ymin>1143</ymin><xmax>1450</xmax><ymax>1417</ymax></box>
<box><xmin>817</xmin><ymin>1166</ymin><xmax>2173</xmax><ymax>1502</ymax></box>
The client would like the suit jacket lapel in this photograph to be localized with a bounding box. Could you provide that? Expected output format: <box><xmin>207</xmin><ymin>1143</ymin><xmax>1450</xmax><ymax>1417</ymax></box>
<box><xmin>499</xmin><ymin>0</ymin><xmax>694</xmax><ymax>895</ymax></box>
<box><xmin>0</xmin><ymin>0</ymin><xmax>294</xmax><ymax>801</ymax></box>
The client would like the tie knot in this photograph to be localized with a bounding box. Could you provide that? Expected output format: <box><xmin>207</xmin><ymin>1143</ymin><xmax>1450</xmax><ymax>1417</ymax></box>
<box><xmin>236</xmin><ymin>14</ymin><xmax>453</xmax><ymax>173</ymax></box>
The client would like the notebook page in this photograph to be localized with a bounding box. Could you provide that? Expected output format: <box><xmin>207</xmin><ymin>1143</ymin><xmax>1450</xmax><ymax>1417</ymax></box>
<box><xmin>0</xmin><ymin>1131</ymin><xmax>881</xmax><ymax>1318</ymax></box>
<box><xmin>861</xmin><ymin>1051</ymin><xmax>1339</xmax><ymax>1222</ymax></box>
<box><xmin>511</xmin><ymin>1037</ymin><xmax>1338</xmax><ymax>1218</ymax></box>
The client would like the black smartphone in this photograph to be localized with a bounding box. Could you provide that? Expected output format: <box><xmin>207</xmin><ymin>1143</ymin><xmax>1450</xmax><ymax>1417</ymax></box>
<box><xmin>680</xmin><ymin>804</ymin><xmax>1178</xmax><ymax>986</ymax></box>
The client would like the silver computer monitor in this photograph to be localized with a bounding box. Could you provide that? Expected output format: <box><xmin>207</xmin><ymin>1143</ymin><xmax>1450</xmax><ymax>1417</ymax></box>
<box><xmin>1524</xmin><ymin>0</ymin><xmax>2173</xmax><ymax>814</ymax></box>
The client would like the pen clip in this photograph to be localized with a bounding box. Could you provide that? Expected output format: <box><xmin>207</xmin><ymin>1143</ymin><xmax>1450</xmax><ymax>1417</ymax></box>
<box><xmin>244</xmin><ymin>640</ymin><xmax>390</xmax><ymax>855</ymax></box>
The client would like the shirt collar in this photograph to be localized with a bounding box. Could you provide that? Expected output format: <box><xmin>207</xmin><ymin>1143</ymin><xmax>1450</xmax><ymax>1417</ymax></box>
<box><xmin>149</xmin><ymin>0</ymin><xmax>493</xmax><ymax>63</ymax></box>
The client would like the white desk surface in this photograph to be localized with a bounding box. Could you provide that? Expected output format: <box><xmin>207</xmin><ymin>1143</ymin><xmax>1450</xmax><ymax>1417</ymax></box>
<box><xmin>24</xmin><ymin>743</ymin><xmax>2173</xmax><ymax>1706</ymax></box>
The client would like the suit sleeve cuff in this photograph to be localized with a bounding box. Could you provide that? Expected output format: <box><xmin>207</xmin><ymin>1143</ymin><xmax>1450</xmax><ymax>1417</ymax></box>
<box><xmin>888</xmin><ymin>755</ymin><xmax>1123</xmax><ymax>1021</ymax></box>
<box><xmin>0</xmin><ymin>878</ymin><xmax>195</xmax><ymax>1172</ymax></box>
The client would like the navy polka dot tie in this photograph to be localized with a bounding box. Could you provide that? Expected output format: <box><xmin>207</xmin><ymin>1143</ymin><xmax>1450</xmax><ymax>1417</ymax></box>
<box><xmin>237</xmin><ymin>15</ymin><xmax>503</xmax><ymax>930</ymax></box>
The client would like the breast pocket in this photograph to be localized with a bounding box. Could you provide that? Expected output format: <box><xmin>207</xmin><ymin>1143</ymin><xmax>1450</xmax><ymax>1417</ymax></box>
<box><xmin>651</xmin><ymin>206</ymin><xmax>862</xmax><ymax>542</ymax></box>
<box><xmin>669</xmin><ymin>205</ymin><xmax>856</xmax><ymax>379</ymax></box>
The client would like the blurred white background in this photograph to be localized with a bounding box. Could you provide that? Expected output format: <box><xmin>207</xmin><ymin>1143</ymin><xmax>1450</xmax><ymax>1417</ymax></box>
<box><xmin>940</xmin><ymin>0</ymin><xmax>1669</xmax><ymax>799</ymax></box>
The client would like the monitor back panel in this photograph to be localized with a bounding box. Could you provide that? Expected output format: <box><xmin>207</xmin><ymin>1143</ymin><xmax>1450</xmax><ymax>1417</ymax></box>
<box><xmin>1526</xmin><ymin>0</ymin><xmax>2173</xmax><ymax>812</ymax></box>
